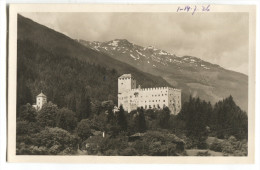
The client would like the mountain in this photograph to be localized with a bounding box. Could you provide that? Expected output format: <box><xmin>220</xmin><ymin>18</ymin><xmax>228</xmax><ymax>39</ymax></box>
<box><xmin>80</xmin><ymin>39</ymin><xmax>248</xmax><ymax>112</ymax></box>
<box><xmin>17</xmin><ymin>15</ymin><xmax>171</xmax><ymax>110</ymax></box>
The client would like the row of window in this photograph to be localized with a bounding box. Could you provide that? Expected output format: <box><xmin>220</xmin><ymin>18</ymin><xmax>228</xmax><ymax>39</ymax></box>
<box><xmin>144</xmin><ymin>104</ymin><xmax>166</xmax><ymax>109</ymax></box>
<box><xmin>130</xmin><ymin>94</ymin><xmax>168</xmax><ymax>98</ymax></box>
<box><xmin>130</xmin><ymin>99</ymin><xmax>166</xmax><ymax>103</ymax></box>
<box><xmin>129</xmin><ymin>94</ymin><xmax>180</xmax><ymax>98</ymax></box>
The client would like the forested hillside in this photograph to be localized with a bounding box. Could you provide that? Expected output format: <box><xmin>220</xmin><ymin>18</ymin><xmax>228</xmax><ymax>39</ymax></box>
<box><xmin>17</xmin><ymin>15</ymin><xmax>171</xmax><ymax>113</ymax></box>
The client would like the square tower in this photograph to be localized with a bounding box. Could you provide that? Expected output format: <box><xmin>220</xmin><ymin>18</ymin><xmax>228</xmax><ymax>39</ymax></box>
<box><xmin>118</xmin><ymin>74</ymin><xmax>136</xmax><ymax>94</ymax></box>
<box><xmin>118</xmin><ymin>74</ymin><xmax>136</xmax><ymax>109</ymax></box>
<box><xmin>36</xmin><ymin>91</ymin><xmax>47</xmax><ymax>111</ymax></box>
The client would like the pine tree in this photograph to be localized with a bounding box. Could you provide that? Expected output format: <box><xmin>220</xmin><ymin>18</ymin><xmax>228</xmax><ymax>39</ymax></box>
<box><xmin>78</xmin><ymin>88</ymin><xmax>92</xmax><ymax>121</ymax></box>
<box><xmin>137</xmin><ymin>107</ymin><xmax>146</xmax><ymax>133</ymax></box>
<box><xmin>116</xmin><ymin>105</ymin><xmax>127</xmax><ymax>131</ymax></box>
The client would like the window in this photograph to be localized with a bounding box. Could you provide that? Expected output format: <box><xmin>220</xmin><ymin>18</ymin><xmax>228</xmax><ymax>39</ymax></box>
<box><xmin>156</xmin><ymin>100</ymin><xmax>157</xmax><ymax>102</ymax></box>
<box><xmin>152</xmin><ymin>95</ymin><xmax>153</xmax><ymax>97</ymax></box>
<box><xmin>163</xmin><ymin>100</ymin><xmax>165</xmax><ymax>102</ymax></box>
<box><xmin>155</xmin><ymin>95</ymin><xmax>157</xmax><ymax>97</ymax></box>
<box><xmin>152</xmin><ymin>100</ymin><xmax>154</xmax><ymax>102</ymax></box>
<box><xmin>145</xmin><ymin>105</ymin><xmax>147</xmax><ymax>109</ymax></box>
<box><xmin>162</xmin><ymin>94</ymin><xmax>163</xmax><ymax>96</ymax></box>
<box><xmin>158</xmin><ymin>95</ymin><xmax>160</xmax><ymax>96</ymax></box>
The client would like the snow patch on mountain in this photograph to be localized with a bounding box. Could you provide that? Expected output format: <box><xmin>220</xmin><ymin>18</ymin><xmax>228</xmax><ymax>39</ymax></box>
<box><xmin>108</xmin><ymin>40</ymin><xmax>119</xmax><ymax>47</ymax></box>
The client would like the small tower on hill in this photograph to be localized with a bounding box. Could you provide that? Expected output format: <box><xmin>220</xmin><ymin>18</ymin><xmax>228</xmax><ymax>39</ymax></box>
<box><xmin>35</xmin><ymin>91</ymin><xmax>47</xmax><ymax>111</ymax></box>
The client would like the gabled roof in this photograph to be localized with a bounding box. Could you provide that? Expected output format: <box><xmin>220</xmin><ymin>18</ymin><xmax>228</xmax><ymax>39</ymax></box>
<box><xmin>119</xmin><ymin>74</ymin><xmax>134</xmax><ymax>79</ymax></box>
<box><xmin>37</xmin><ymin>92</ymin><xmax>46</xmax><ymax>98</ymax></box>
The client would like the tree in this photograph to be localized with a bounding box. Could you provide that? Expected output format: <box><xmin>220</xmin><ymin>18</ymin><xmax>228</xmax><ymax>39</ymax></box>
<box><xmin>56</xmin><ymin>108</ymin><xmax>77</xmax><ymax>132</ymax></box>
<box><xmin>78</xmin><ymin>88</ymin><xmax>91</xmax><ymax>121</ymax></box>
<box><xmin>77</xmin><ymin>119</ymin><xmax>92</xmax><ymax>140</ymax></box>
<box><xmin>36</xmin><ymin>102</ymin><xmax>59</xmax><ymax>127</ymax></box>
<box><xmin>16</xmin><ymin>120</ymin><xmax>41</xmax><ymax>135</ymax></box>
<box><xmin>68</xmin><ymin>95</ymin><xmax>77</xmax><ymax>113</ymax></box>
<box><xmin>158</xmin><ymin>107</ymin><xmax>170</xmax><ymax>129</ymax></box>
<box><xmin>18</xmin><ymin>103</ymin><xmax>37</xmax><ymax>122</ymax></box>
<box><xmin>33</xmin><ymin>127</ymin><xmax>79</xmax><ymax>155</ymax></box>
<box><xmin>107</xmin><ymin>107</ymin><xmax>115</xmax><ymax>124</ymax></box>
<box><xmin>17</xmin><ymin>83</ymin><xmax>33</xmax><ymax>113</ymax></box>
<box><xmin>178</xmin><ymin>96</ymin><xmax>211</xmax><ymax>148</ymax></box>
<box><xmin>134</xmin><ymin>107</ymin><xmax>146</xmax><ymax>133</ymax></box>
<box><xmin>115</xmin><ymin>105</ymin><xmax>128</xmax><ymax>132</ymax></box>
<box><xmin>212</xmin><ymin>95</ymin><xmax>248</xmax><ymax>139</ymax></box>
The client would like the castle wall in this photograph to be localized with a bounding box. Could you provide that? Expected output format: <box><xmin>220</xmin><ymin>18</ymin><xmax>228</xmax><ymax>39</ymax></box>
<box><xmin>118</xmin><ymin>74</ymin><xmax>181</xmax><ymax>114</ymax></box>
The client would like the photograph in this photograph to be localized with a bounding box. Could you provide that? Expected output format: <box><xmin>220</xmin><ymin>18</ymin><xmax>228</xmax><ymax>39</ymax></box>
<box><xmin>7</xmin><ymin>4</ymin><xmax>256</xmax><ymax>163</ymax></box>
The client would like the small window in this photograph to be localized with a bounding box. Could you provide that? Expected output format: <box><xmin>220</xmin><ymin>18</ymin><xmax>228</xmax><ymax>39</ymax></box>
<box><xmin>162</xmin><ymin>94</ymin><xmax>164</xmax><ymax>96</ymax></box>
<box><xmin>163</xmin><ymin>100</ymin><xmax>165</xmax><ymax>102</ymax></box>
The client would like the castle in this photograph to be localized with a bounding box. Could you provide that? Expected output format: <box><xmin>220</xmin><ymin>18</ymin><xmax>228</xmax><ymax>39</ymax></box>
<box><xmin>32</xmin><ymin>91</ymin><xmax>47</xmax><ymax>111</ymax></box>
<box><xmin>118</xmin><ymin>74</ymin><xmax>181</xmax><ymax>114</ymax></box>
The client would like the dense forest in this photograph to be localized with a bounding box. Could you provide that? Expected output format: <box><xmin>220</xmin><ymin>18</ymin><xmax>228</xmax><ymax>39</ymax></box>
<box><xmin>17</xmin><ymin>91</ymin><xmax>248</xmax><ymax>156</ymax></box>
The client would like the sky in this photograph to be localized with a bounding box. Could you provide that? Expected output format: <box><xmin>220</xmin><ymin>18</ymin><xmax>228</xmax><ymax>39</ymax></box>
<box><xmin>21</xmin><ymin>12</ymin><xmax>249</xmax><ymax>75</ymax></box>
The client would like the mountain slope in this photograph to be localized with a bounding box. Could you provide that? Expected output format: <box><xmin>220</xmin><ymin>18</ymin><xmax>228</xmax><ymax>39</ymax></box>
<box><xmin>17</xmin><ymin>15</ymin><xmax>171</xmax><ymax>110</ymax></box>
<box><xmin>80</xmin><ymin>39</ymin><xmax>248</xmax><ymax>111</ymax></box>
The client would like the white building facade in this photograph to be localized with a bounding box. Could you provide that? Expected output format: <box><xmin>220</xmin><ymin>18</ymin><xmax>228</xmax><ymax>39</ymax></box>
<box><xmin>118</xmin><ymin>74</ymin><xmax>181</xmax><ymax>115</ymax></box>
<box><xmin>32</xmin><ymin>91</ymin><xmax>47</xmax><ymax>111</ymax></box>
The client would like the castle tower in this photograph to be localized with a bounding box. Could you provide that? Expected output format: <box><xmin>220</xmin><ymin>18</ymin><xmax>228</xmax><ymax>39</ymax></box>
<box><xmin>36</xmin><ymin>91</ymin><xmax>47</xmax><ymax>111</ymax></box>
<box><xmin>118</xmin><ymin>74</ymin><xmax>136</xmax><ymax>94</ymax></box>
<box><xmin>118</xmin><ymin>74</ymin><xmax>136</xmax><ymax>109</ymax></box>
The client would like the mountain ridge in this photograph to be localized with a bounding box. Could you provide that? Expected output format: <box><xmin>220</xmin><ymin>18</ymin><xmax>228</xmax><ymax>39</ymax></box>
<box><xmin>80</xmin><ymin>39</ymin><xmax>248</xmax><ymax>111</ymax></box>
